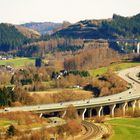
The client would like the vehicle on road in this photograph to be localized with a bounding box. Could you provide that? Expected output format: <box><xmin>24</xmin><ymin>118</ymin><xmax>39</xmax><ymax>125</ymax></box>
<box><xmin>4</xmin><ymin>108</ymin><xmax>9</xmax><ymax>112</ymax></box>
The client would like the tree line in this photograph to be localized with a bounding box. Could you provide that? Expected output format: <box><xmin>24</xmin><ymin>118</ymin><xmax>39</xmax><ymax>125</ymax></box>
<box><xmin>64</xmin><ymin>47</ymin><xmax>120</xmax><ymax>70</ymax></box>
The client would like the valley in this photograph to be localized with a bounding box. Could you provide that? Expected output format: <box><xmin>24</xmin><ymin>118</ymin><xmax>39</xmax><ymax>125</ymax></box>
<box><xmin>0</xmin><ymin>2</ymin><xmax>140</xmax><ymax>139</ymax></box>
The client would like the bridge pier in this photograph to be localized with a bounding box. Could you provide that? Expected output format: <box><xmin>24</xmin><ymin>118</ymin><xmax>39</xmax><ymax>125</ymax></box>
<box><xmin>137</xmin><ymin>42</ymin><xmax>140</xmax><ymax>54</ymax></box>
<box><xmin>110</xmin><ymin>104</ymin><xmax>116</xmax><ymax>117</ymax></box>
<box><xmin>136</xmin><ymin>100</ymin><xmax>140</xmax><ymax>109</ymax></box>
<box><xmin>78</xmin><ymin>109</ymin><xmax>87</xmax><ymax>120</ymax></box>
<box><xmin>39</xmin><ymin>113</ymin><xmax>43</xmax><ymax>118</ymax></box>
<box><xmin>131</xmin><ymin>100</ymin><xmax>136</xmax><ymax>113</ymax></box>
<box><xmin>62</xmin><ymin>110</ymin><xmax>67</xmax><ymax>118</ymax></box>
<box><xmin>97</xmin><ymin>106</ymin><xmax>103</xmax><ymax>117</ymax></box>
<box><xmin>122</xmin><ymin>102</ymin><xmax>128</xmax><ymax>116</ymax></box>
<box><xmin>78</xmin><ymin>110</ymin><xmax>83</xmax><ymax>117</ymax></box>
<box><xmin>82</xmin><ymin>108</ymin><xmax>87</xmax><ymax>120</ymax></box>
<box><xmin>88</xmin><ymin>109</ymin><xmax>92</xmax><ymax>118</ymax></box>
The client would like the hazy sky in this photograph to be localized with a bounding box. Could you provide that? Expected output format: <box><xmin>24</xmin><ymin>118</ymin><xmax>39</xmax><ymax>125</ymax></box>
<box><xmin>0</xmin><ymin>0</ymin><xmax>139</xmax><ymax>24</ymax></box>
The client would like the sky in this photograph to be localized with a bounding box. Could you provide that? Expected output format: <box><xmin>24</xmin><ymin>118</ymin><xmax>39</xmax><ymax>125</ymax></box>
<box><xmin>0</xmin><ymin>0</ymin><xmax>140</xmax><ymax>24</ymax></box>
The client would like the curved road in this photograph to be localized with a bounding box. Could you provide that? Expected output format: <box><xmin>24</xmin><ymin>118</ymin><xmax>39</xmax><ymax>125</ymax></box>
<box><xmin>1</xmin><ymin>66</ymin><xmax>140</xmax><ymax>113</ymax></box>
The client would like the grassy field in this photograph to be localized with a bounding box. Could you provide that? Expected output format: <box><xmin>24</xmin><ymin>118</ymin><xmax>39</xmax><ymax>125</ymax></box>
<box><xmin>0</xmin><ymin>57</ymin><xmax>35</xmax><ymax>68</ymax></box>
<box><xmin>89</xmin><ymin>62</ymin><xmax>140</xmax><ymax>77</ymax></box>
<box><xmin>0</xmin><ymin>118</ymin><xmax>47</xmax><ymax>131</ymax></box>
<box><xmin>106</xmin><ymin>118</ymin><xmax>140</xmax><ymax>140</ymax></box>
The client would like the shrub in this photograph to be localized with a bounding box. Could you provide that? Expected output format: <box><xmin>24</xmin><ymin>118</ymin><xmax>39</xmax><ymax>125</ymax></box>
<box><xmin>102</xmin><ymin>133</ymin><xmax>110</xmax><ymax>139</ymax></box>
<box><xmin>94</xmin><ymin>116</ymin><xmax>105</xmax><ymax>123</ymax></box>
<box><xmin>64</xmin><ymin>105</ymin><xmax>79</xmax><ymax>120</ymax></box>
<box><xmin>126</xmin><ymin>108</ymin><xmax>140</xmax><ymax>117</ymax></box>
<box><xmin>114</xmin><ymin>108</ymin><xmax>123</xmax><ymax>117</ymax></box>
<box><xmin>133</xmin><ymin>109</ymin><xmax>140</xmax><ymax>117</ymax></box>
<box><xmin>6</xmin><ymin>125</ymin><xmax>16</xmax><ymax>137</ymax></box>
<box><xmin>65</xmin><ymin>120</ymin><xmax>82</xmax><ymax>137</ymax></box>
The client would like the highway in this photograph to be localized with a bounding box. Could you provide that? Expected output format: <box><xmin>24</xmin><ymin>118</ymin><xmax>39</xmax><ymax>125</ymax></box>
<box><xmin>1</xmin><ymin>66</ymin><xmax>140</xmax><ymax>113</ymax></box>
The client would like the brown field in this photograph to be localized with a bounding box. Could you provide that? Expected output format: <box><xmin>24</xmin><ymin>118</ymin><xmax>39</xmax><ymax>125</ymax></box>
<box><xmin>29</xmin><ymin>88</ymin><xmax>92</xmax><ymax>95</ymax></box>
<box><xmin>29</xmin><ymin>89</ymin><xmax>93</xmax><ymax>104</ymax></box>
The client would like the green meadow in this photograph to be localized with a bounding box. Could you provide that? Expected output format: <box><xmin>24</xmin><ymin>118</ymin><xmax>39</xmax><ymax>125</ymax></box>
<box><xmin>89</xmin><ymin>62</ymin><xmax>140</xmax><ymax>77</ymax></box>
<box><xmin>106</xmin><ymin>118</ymin><xmax>140</xmax><ymax>140</ymax></box>
<box><xmin>0</xmin><ymin>57</ymin><xmax>35</xmax><ymax>68</ymax></box>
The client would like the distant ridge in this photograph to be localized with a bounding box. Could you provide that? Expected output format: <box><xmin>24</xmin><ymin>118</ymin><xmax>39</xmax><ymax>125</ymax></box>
<box><xmin>15</xmin><ymin>25</ymin><xmax>40</xmax><ymax>38</ymax></box>
<box><xmin>21</xmin><ymin>22</ymin><xmax>63</xmax><ymax>35</ymax></box>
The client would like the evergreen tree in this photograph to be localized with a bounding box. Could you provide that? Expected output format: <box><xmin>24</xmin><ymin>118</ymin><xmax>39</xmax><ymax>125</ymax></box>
<box><xmin>6</xmin><ymin>125</ymin><xmax>16</xmax><ymax>137</ymax></box>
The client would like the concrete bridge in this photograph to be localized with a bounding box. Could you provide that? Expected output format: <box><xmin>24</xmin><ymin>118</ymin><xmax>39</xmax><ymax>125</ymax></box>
<box><xmin>1</xmin><ymin>67</ymin><xmax>140</xmax><ymax>120</ymax></box>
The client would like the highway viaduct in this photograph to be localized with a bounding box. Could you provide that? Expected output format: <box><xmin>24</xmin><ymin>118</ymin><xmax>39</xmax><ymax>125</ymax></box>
<box><xmin>37</xmin><ymin>95</ymin><xmax>140</xmax><ymax>120</ymax></box>
<box><xmin>1</xmin><ymin>67</ymin><xmax>140</xmax><ymax>120</ymax></box>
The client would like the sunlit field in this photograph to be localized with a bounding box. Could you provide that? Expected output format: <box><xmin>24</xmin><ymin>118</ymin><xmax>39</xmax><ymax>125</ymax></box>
<box><xmin>89</xmin><ymin>62</ymin><xmax>140</xmax><ymax>77</ymax></box>
<box><xmin>106</xmin><ymin>118</ymin><xmax>140</xmax><ymax>140</ymax></box>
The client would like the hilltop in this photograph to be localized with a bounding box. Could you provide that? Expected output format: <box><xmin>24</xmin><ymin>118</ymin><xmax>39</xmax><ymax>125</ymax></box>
<box><xmin>55</xmin><ymin>13</ymin><xmax>140</xmax><ymax>39</ymax></box>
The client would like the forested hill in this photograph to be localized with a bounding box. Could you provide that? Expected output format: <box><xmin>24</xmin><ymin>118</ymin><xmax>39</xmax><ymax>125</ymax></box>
<box><xmin>55</xmin><ymin>13</ymin><xmax>140</xmax><ymax>39</ymax></box>
<box><xmin>0</xmin><ymin>23</ymin><xmax>29</xmax><ymax>52</ymax></box>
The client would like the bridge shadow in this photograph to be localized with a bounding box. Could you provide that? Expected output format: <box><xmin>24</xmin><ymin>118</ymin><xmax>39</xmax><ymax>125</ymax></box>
<box><xmin>103</xmin><ymin>106</ymin><xmax>110</xmax><ymax>115</ymax></box>
<box><xmin>42</xmin><ymin>112</ymin><xmax>60</xmax><ymax>118</ymax></box>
